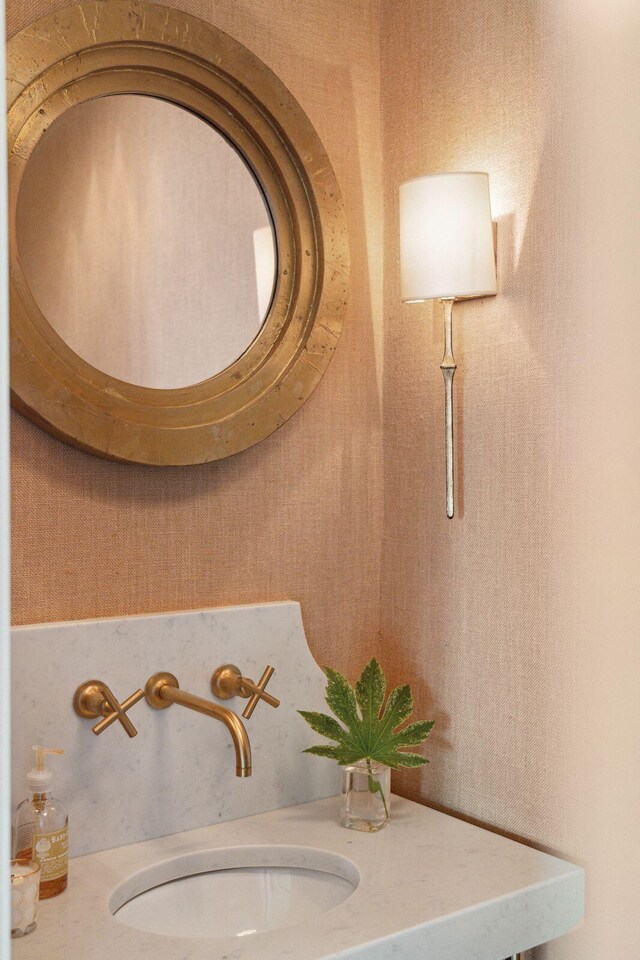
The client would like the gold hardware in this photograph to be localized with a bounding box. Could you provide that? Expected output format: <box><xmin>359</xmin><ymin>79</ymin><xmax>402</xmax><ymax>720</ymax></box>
<box><xmin>439</xmin><ymin>298</ymin><xmax>456</xmax><ymax>519</ymax></box>
<box><xmin>73</xmin><ymin>680</ymin><xmax>144</xmax><ymax>738</ymax></box>
<box><xmin>145</xmin><ymin>672</ymin><xmax>252</xmax><ymax>778</ymax></box>
<box><xmin>211</xmin><ymin>664</ymin><xmax>280</xmax><ymax>719</ymax></box>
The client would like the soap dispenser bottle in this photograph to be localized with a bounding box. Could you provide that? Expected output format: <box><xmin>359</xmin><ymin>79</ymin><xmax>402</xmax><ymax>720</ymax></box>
<box><xmin>13</xmin><ymin>747</ymin><xmax>69</xmax><ymax>898</ymax></box>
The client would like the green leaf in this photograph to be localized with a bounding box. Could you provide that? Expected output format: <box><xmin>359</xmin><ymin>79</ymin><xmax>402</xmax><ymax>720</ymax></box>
<box><xmin>299</xmin><ymin>662</ymin><xmax>435</xmax><ymax>770</ymax></box>
<box><xmin>323</xmin><ymin>668</ymin><xmax>361</xmax><ymax>729</ymax></box>
<box><xmin>302</xmin><ymin>744</ymin><xmax>344</xmax><ymax>760</ymax></box>
<box><xmin>378</xmin><ymin>684</ymin><xmax>414</xmax><ymax>736</ymax></box>
<box><xmin>391</xmin><ymin>719</ymin><xmax>435</xmax><ymax>747</ymax></box>
<box><xmin>355</xmin><ymin>658</ymin><xmax>385</xmax><ymax>721</ymax></box>
<box><xmin>379</xmin><ymin>751</ymin><xmax>429</xmax><ymax>768</ymax></box>
<box><xmin>303</xmin><ymin>744</ymin><xmax>363</xmax><ymax>764</ymax></box>
<box><xmin>297</xmin><ymin>711</ymin><xmax>345</xmax><ymax>742</ymax></box>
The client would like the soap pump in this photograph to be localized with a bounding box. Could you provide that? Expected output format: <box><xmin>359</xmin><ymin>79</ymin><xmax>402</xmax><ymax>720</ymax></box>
<box><xmin>13</xmin><ymin>746</ymin><xmax>69</xmax><ymax>899</ymax></box>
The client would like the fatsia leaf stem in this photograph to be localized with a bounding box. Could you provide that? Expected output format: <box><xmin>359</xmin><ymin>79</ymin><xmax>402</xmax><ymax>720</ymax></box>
<box><xmin>366</xmin><ymin>757</ymin><xmax>389</xmax><ymax>820</ymax></box>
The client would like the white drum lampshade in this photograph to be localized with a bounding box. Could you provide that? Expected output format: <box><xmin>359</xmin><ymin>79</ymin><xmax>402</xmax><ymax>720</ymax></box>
<box><xmin>400</xmin><ymin>172</ymin><xmax>496</xmax><ymax>302</ymax></box>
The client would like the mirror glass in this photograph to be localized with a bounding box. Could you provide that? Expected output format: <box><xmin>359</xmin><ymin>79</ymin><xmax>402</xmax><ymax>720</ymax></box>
<box><xmin>16</xmin><ymin>95</ymin><xmax>277</xmax><ymax>389</ymax></box>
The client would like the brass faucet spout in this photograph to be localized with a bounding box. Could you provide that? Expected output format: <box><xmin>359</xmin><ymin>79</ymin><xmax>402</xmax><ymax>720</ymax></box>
<box><xmin>145</xmin><ymin>672</ymin><xmax>252</xmax><ymax>777</ymax></box>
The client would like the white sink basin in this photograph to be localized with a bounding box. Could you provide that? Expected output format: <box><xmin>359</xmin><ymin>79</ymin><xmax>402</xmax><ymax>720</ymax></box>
<box><xmin>110</xmin><ymin>845</ymin><xmax>359</xmax><ymax>940</ymax></box>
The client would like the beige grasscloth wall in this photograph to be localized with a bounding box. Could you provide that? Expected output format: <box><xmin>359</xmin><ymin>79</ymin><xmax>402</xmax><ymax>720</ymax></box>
<box><xmin>9</xmin><ymin>0</ymin><xmax>384</xmax><ymax>674</ymax></box>
<box><xmin>381</xmin><ymin>1</ymin><xmax>640</xmax><ymax>958</ymax></box>
<box><xmin>11</xmin><ymin>0</ymin><xmax>640</xmax><ymax>955</ymax></box>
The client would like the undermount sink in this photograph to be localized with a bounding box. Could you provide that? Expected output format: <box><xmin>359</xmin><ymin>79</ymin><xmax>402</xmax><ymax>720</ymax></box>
<box><xmin>110</xmin><ymin>845</ymin><xmax>359</xmax><ymax>940</ymax></box>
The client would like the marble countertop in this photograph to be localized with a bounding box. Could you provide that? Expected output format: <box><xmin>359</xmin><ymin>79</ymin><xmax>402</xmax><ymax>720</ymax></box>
<box><xmin>13</xmin><ymin>796</ymin><xmax>584</xmax><ymax>960</ymax></box>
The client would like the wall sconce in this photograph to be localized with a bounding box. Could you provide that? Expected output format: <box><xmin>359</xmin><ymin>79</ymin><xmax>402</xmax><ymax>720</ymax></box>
<box><xmin>399</xmin><ymin>172</ymin><xmax>497</xmax><ymax>518</ymax></box>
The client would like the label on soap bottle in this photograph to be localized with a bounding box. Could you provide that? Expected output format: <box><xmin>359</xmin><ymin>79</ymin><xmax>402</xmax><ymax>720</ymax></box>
<box><xmin>32</xmin><ymin>827</ymin><xmax>68</xmax><ymax>882</ymax></box>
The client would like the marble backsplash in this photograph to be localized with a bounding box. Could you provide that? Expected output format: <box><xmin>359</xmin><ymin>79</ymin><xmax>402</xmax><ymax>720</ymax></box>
<box><xmin>11</xmin><ymin>602</ymin><xmax>339</xmax><ymax>856</ymax></box>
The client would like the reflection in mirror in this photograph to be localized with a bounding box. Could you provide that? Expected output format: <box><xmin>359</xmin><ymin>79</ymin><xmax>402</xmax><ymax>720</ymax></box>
<box><xmin>16</xmin><ymin>95</ymin><xmax>277</xmax><ymax>389</ymax></box>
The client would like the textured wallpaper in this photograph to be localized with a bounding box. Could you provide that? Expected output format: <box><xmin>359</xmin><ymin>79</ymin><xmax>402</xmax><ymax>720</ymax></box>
<box><xmin>9</xmin><ymin>0</ymin><xmax>384</xmax><ymax>677</ymax></box>
<box><xmin>11</xmin><ymin>0</ymin><xmax>640</xmax><ymax>955</ymax></box>
<box><xmin>380</xmin><ymin>1</ymin><xmax>640</xmax><ymax>958</ymax></box>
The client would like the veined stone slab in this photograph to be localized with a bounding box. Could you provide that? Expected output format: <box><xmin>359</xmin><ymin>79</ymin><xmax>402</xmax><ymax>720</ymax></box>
<box><xmin>12</xmin><ymin>602</ymin><xmax>339</xmax><ymax>856</ymax></box>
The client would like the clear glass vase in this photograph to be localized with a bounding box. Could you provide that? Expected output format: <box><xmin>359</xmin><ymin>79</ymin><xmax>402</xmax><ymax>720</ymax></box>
<box><xmin>341</xmin><ymin>760</ymin><xmax>390</xmax><ymax>831</ymax></box>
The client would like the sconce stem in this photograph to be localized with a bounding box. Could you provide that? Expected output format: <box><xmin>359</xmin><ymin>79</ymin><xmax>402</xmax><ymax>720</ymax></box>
<box><xmin>440</xmin><ymin>298</ymin><xmax>456</xmax><ymax>519</ymax></box>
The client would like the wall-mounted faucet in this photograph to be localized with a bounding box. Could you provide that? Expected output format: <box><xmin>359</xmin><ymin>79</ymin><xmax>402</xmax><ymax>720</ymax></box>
<box><xmin>145</xmin><ymin>672</ymin><xmax>252</xmax><ymax>777</ymax></box>
<box><xmin>73</xmin><ymin>664</ymin><xmax>279</xmax><ymax>777</ymax></box>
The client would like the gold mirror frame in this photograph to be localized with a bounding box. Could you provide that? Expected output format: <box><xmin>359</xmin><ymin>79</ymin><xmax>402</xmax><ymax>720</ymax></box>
<box><xmin>7</xmin><ymin>1</ymin><xmax>349</xmax><ymax>465</ymax></box>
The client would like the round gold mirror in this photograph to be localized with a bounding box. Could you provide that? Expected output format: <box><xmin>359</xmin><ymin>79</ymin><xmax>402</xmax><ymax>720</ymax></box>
<box><xmin>8</xmin><ymin>1</ymin><xmax>349</xmax><ymax>465</ymax></box>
